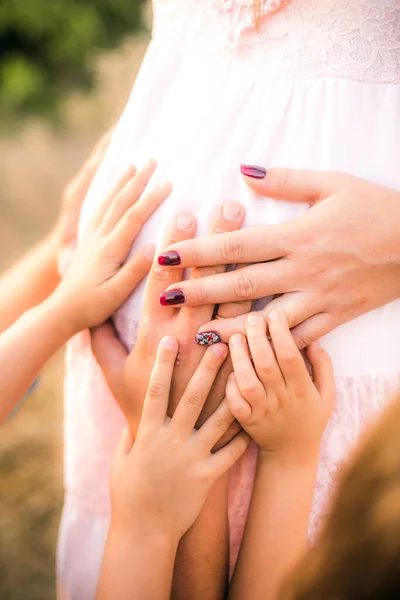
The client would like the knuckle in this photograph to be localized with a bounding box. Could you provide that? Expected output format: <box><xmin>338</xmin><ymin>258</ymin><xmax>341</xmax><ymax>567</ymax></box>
<box><xmin>194</xmin><ymin>283</ymin><xmax>210</xmax><ymax>305</ymax></box>
<box><xmin>221</xmin><ymin>233</ymin><xmax>243</xmax><ymax>263</ymax></box>
<box><xmin>279</xmin><ymin>350</ymin><xmax>299</xmax><ymax>365</ymax></box>
<box><xmin>148</xmin><ymin>379</ymin><xmax>166</xmax><ymax>398</ymax></box>
<box><xmin>297</xmin><ymin>332</ymin><xmax>313</xmax><ymax>350</ymax></box>
<box><xmin>214</xmin><ymin>417</ymin><xmax>231</xmax><ymax>433</ymax></box>
<box><xmin>241</xmin><ymin>381</ymin><xmax>261</xmax><ymax>396</ymax></box>
<box><xmin>191</xmin><ymin>265</ymin><xmax>222</xmax><ymax>279</ymax></box>
<box><xmin>233</xmin><ymin>273</ymin><xmax>257</xmax><ymax>300</ymax></box>
<box><xmin>183</xmin><ymin>389</ymin><xmax>203</xmax><ymax>408</ymax></box>
<box><xmin>273</xmin><ymin>167</ymin><xmax>294</xmax><ymax>191</ymax></box>
<box><xmin>150</xmin><ymin>264</ymin><xmax>171</xmax><ymax>283</ymax></box>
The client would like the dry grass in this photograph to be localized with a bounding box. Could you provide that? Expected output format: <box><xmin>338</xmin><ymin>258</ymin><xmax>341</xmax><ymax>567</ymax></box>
<box><xmin>0</xmin><ymin>31</ymin><xmax>148</xmax><ymax>599</ymax></box>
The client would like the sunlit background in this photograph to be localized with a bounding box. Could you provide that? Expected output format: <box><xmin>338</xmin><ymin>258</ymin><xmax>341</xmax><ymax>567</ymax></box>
<box><xmin>0</xmin><ymin>2</ymin><xmax>149</xmax><ymax>597</ymax></box>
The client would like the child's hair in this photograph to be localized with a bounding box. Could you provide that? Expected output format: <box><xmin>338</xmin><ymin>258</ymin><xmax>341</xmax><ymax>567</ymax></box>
<box><xmin>284</xmin><ymin>394</ymin><xmax>400</xmax><ymax>600</ymax></box>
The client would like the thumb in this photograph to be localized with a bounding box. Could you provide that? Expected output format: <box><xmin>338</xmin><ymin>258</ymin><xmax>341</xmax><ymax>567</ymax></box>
<box><xmin>90</xmin><ymin>321</ymin><xmax>129</xmax><ymax>401</ymax></box>
<box><xmin>240</xmin><ymin>165</ymin><xmax>340</xmax><ymax>204</ymax></box>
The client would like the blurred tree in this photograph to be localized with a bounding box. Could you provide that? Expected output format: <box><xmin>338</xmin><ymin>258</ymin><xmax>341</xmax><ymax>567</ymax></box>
<box><xmin>0</xmin><ymin>0</ymin><xmax>146</xmax><ymax>121</ymax></box>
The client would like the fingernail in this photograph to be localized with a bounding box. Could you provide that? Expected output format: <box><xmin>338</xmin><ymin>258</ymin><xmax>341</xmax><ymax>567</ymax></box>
<box><xmin>247</xmin><ymin>314</ymin><xmax>260</xmax><ymax>327</ymax></box>
<box><xmin>268</xmin><ymin>310</ymin><xmax>281</xmax><ymax>322</ymax></box>
<box><xmin>143</xmin><ymin>245</ymin><xmax>156</xmax><ymax>261</ymax></box>
<box><xmin>212</xmin><ymin>344</ymin><xmax>227</xmax><ymax>357</ymax></box>
<box><xmin>160</xmin><ymin>289</ymin><xmax>185</xmax><ymax>306</ymax></box>
<box><xmin>228</xmin><ymin>372</ymin><xmax>236</xmax><ymax>381</ymax></box>
<box><xmin>312</xmin><ymin>340</ymin><xmax>321</xmax><ymax>349</ymax></box>
<box><xmin>176</xmin><ymin>213</ymin><xmax>194</xmax><ymax>231</ymax></box>
<box><xmin>230</xmin><ymin>334</ymin><xmax>244</xmax><ymax>348</ymax></box>
<box><xmin>222</xmin><ymin>201</ymin><xmax>242</xmax><ymax>221</ymax></box>
<box><xmin>240</xmin><ymin>164</ymin><xmax>267</xmax><ymax>179</ymax></box>
<box><xmin>161</xmin><ymin>335</ymin><xmax>178</xmax><ymax>350</ymax></box>
<box><xmin>158</xmin><ymin>251</ymin><xmax>181</xmax><ymax>266</ymax></box>
<box><xmin>195</xmin><ymin>332</ymin><xmax>221</xmax><ymax>346</ymax></box>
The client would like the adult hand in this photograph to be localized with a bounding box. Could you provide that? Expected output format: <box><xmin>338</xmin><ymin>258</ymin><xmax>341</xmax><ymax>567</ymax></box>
<box><xmin>90</xmin><ymin>201</ymin><xmax>251</xmax><ymax>440</ymax></box>
<box><xmin>157</xmin><ymin>168</ymin><xmax>400</xmax><ymax>348</ymax></box>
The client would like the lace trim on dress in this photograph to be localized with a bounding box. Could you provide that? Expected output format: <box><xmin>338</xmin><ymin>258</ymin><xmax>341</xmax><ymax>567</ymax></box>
<box><xmin>152</xmin><ymin>0</ymin><xmax>400</xmax><ymax>84</ymax></box>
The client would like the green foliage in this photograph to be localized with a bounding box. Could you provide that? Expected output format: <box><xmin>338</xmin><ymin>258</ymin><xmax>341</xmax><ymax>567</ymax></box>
<box><xmin>0</xmin><ymin>0</ymin><xmax>146</xmax><ymax>121</ymax></box>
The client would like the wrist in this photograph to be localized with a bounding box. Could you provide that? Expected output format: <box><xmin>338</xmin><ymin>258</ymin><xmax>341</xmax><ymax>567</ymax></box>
<box><xmin>109</xmin><ymin>515</ymin><xmax>180</xmax><ymax>555</ymax></box>
<box><xmin>258</xmin><ymin>448</ymin><xmax>320</xmax><ymax>472</ymax></box>
<box><xmin>40</xmin><ymin>292</ymin><xmax>80</xmax><ymax>341</ymax></box>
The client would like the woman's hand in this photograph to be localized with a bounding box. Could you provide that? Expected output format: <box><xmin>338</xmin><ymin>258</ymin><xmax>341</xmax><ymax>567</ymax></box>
<box><xmin>53</xmin><ymin>159</ymin><xmax>170</xmax><ymax>335</ymax></box>
<box><xmin>110</xmin><ymin>336</ymin><xmax>249</xmax><ymax>541</ymax></box>
<box><xmin>157</xmin><ymin>168</ymin><xmax>400</xmax><ymax>348</ymax></box>
<box><xmin>226</xmin><ymin>310</ymin><xmax>335</xmax><ymax>464</ymax></box>
<box><xmin>91</xmin><ymin>201</ymin><xmax>251</xmax><ymax>438</ymax></box>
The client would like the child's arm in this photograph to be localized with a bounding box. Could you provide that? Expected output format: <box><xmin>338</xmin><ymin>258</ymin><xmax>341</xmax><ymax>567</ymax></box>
<box><xmin>0</xmin><ymin>130</ymin><xmax>111</xmax><ymax>335</ymax></box>
<box><xmin>0</xmin><ymin>160</ymin><xmax>170</xmax><ymax>421</ymax></box>
<box><xmin>96</xmin><ymin>337</ymin><xmax>249</xmax><ymax>600</ymax></box>
<box><xmin>227</xmin><ymin>311</ymin><xmax>335</xmax><ymax>600</ymax></box>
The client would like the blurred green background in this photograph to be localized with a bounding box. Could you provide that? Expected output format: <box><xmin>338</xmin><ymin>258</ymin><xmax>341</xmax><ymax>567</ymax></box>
<box><xmin>0</xmin><ymin>2</ymin><xmax>150</xmax><ymax>598</ymax></box>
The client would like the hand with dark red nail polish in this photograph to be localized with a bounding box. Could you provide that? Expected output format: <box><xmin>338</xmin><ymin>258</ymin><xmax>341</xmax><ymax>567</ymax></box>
<box><xmin>158</xmin><ymin>251</ymin><xmax>181</xmax><ymax>266</ymax></box>
<box><xmin>160</xmin><ymin>289</ymin><xmax>185</xmax><ymax>306</ymax></box>
<box><xmin>240</xmin><ymin>164</ymin><xmax>267</xmax><ymax>179</ymax></box>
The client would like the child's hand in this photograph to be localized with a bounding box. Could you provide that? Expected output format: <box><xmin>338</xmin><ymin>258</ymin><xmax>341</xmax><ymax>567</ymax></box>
<box><xmin>226</xmin><ymin>311</ymin><xmax>335</xmax><ymax>465</ymax></box>
<box><xmin>110</xmin><ymin>336</ymin><xmax>249</xmax><ymax>542</ymax></box>
<box><xmin>55</xmin><ymin>129</ymin><xmax>113</xmax><ymax>270</ymax></box>
<box><xmin>52</xmin><ymin>159</ymin><xmax>170</xmax><ymax>334</ymax></box>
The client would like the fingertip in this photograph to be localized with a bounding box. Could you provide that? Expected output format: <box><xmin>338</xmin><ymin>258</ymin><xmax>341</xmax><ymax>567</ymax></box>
<box><xmin>209</xmin><ymin>342</ymin><xmax>228</xmax><ymax>359</ymax></box>
<box><xmin>159</xmin><ymin>335</ymin><xmax>179</xmax><ymax>352</ymax></box>
<box><xmin>117</xmin><ymin>427</ymin><xmax>134</xmax><ymax>456</ymax></box>
<box><xmin>221</xmin><ymin>201</ymin><xmax>245</xmax><ymax>223</ymax></box>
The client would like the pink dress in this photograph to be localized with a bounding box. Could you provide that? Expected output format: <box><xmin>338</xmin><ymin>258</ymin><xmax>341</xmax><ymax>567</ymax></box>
<box><xmin>57</xmin><ymin>1</ymin><xmax>400</xmax><ymax>598</ymax></box>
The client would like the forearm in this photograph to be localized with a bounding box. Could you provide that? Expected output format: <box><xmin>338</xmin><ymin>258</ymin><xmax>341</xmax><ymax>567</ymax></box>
<box><xmin>0</xmin><ymin>234</ymin><xmax>60</xmax><ymax>334</ymax></box>
<box><xmin>0</xmin><ymin>296</ymin><xmax>72</xmax><ymax>420</ymax></box>
<box><xmin>172</xmin><ymin>474</ymin><xmax>230</xmax><ymax>600</ymax></box>
<box><xmin>97</xmin><ymin>520</ymin><xmax>178</xmax><ymax>600</ymax></box>
<box><xmin>229</xmin><ymin>454</ymin><xmax>318</xmax><ymax>600</ymax></box>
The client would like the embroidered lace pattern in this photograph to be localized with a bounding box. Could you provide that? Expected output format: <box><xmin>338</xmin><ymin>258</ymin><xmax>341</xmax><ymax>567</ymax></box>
<box><xmin>152</xmin><ymin>0</ymin><xmax>400</xmax><ymax>83</ymax></box>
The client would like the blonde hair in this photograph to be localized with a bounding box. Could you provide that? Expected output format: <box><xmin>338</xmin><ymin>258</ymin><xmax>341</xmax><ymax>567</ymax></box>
<box><xmin>283</xmin><ymin>395</ymin><xmax>400</xmax><ymax>600</ymax></box>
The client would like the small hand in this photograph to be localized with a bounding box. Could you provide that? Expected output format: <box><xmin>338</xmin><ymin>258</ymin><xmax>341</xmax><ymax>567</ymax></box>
<box><xmin>91</xmin><ymin>201</ymin><xmax>250</xmax><ymax>440</ymax></box>
<box><xmin>110</xmin><ymin>336</ymin><xmax>249</xmax><ymax>542</ymax></box>
<box><xmin>226</xmin><ymin>310</ymin><xmax>334</xmax><ymax>464</ymax></box>
<box><xmin>158</xmin><ymin>168</ymin><xmax>400</xmax><ymax>348</ymax></box>
<box><xmin>53</xmin><ymin>159</ymin><xmax>170</xmax><ymax>334</ymax></box>
<box><xmin>55</xmin><ymin>129</ymin><xmax>113</xmax><ymax>268</ymax></box>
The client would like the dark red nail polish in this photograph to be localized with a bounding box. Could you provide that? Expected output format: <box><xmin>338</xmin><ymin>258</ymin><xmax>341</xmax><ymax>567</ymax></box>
<box><xmin>195</xmin><ymin>332</ymin><xmax>222</xmax><ymax>346</ymax></box>
<box><xmin>158</xmin><ymin>251</ymin><xmax>181</xmax><ymax>266</ymax></box>
<box><xmin>160</xmin><ymin>289</ymin><xmax>185</xmax><ymax>306</ymax></box>
<box><xmin>240</xmin><ymin>164</ymin><xmax>267</xmax><ymax>179</ymax></box>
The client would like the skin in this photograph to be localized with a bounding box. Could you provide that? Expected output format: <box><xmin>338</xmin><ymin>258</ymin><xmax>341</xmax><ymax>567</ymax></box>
<box><xmin>96</xmin><ymin>336</ymin><xmax>249</xmax><ymax>600</ymax></box>
<box><xmin>0</xmin><ymin>161</ymin><xmax>169</xmax><ymax>420</ymax></box>
<box><xmin>158</xmin><ymin>168</ymin><xmax>400</xmax><ymax>348</ymax></box>
<box><xmin>0</xmin><ymin>129</ymin><xmax>113</xmax><ymax>335</ymax></box>
<box><xmin>91</xmin><ymin>202</ymin><xmax>252</xmax><ymax>600</ymax></box>
<box><xmin>225</xmin><ymin>311</ymin><xmax>335</xmax><ymax>600</ymax></box>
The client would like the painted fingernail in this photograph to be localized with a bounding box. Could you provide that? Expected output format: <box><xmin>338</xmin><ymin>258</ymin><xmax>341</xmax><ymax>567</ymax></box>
<box><xmin>240</xmin><ymin>164</ymin><xmax>267</xmax><ymax>179</ymax></box>
<box><xmin>160</xmin><ymin>289</ymin><xmax>185</xmax><ymax>306</ymax></box>
<box><xmin>230</xmin><ymin>334</ymin><xmax>244</xmax><ymax>348</ymax></box>
<box><xmin>247</xmin><ymin>314</ymin><xmax>260</xmax><ymax>327</ymax></box>
<box><xmin>222</xmin><ymin>201</ymin><xmax>242</xmax><ymax>221</ymax></box>
<box><xmin>158</xmin><ymin>251</ymin><xmax>181</xmax><ymax>266</ymax></box>
<box><xmin>268</xmin><ymin>310</ymin><xmax>281</xmax><ymax>322</ymax></box>
<box><xmin>195</xmin><ymin>332</ymin><xmax>221</xmax><ymax>346</ymax></box>
<box><xmin>176</xmin><ymin>213</ymin><xmax>194</xmax><ymax>231</ymax></box>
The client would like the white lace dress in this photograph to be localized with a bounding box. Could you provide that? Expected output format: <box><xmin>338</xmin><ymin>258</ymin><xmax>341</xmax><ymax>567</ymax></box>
<box><xmin>57</xmin><ymin>2</ymin><xmax>400</xmax><ymax>598</ymax></box>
